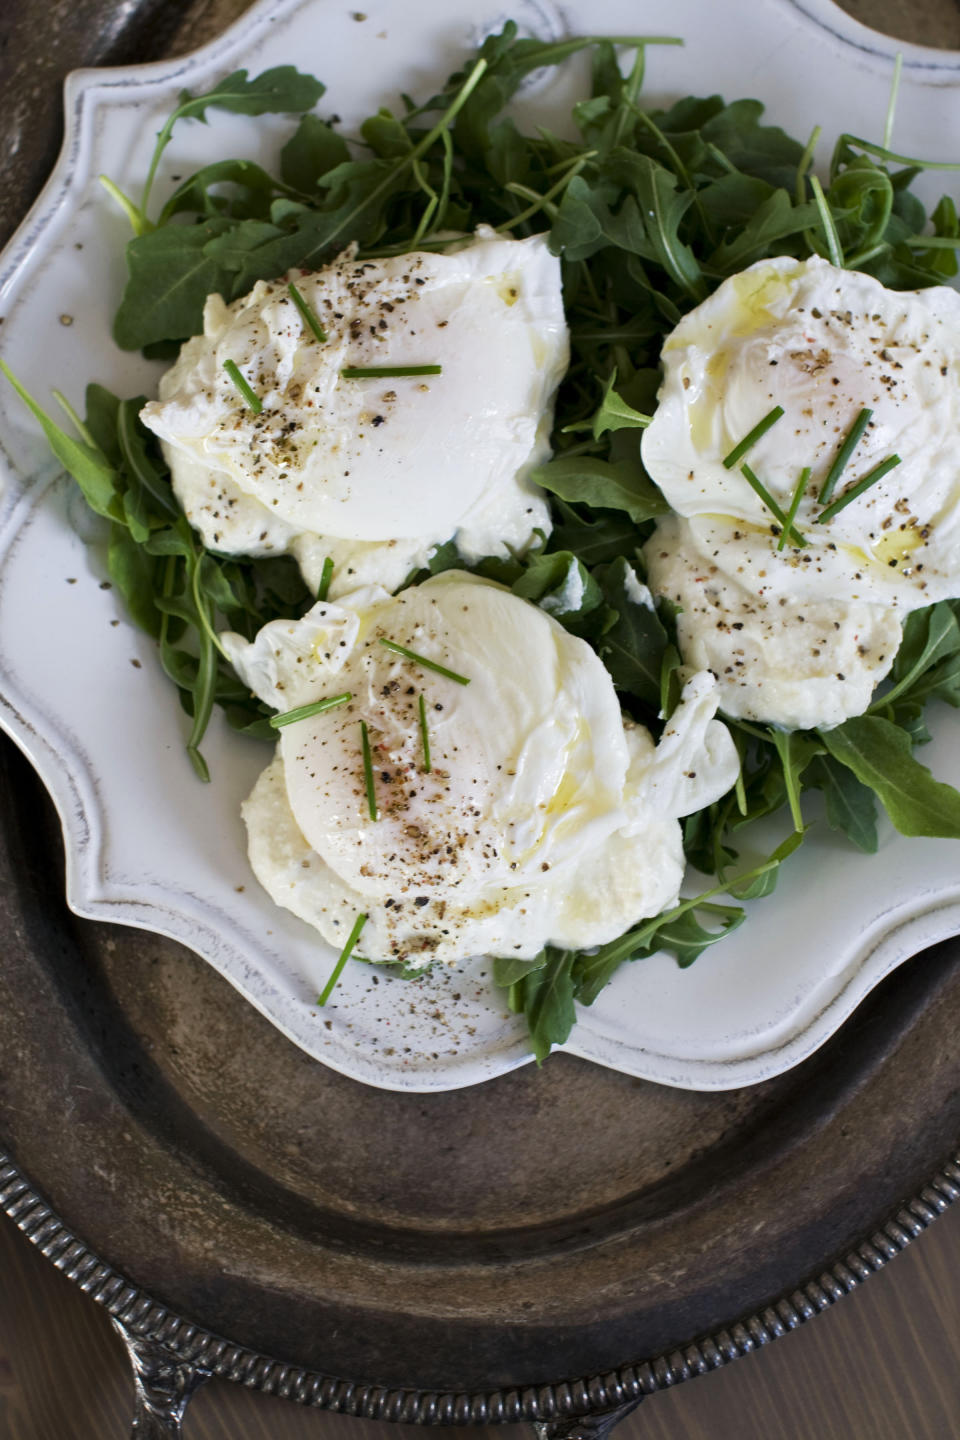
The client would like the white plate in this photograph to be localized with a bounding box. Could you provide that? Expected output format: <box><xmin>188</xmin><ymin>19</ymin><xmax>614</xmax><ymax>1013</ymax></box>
<box><xmin>1</xmin><ymin>0</ymin><xmax>959</xmax><ymax>1093</ymax></box>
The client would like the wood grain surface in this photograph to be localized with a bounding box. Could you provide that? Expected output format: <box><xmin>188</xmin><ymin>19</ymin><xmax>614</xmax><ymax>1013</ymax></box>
<box><xmin>1</xmin><ymin>0</ymin><xmax>959</xmax><ymax>1436</ymax></box>
<box><xmin>1</xmin><ymin>1199</ymin><xmax>958</xmax><ymax>1438</ymax></box>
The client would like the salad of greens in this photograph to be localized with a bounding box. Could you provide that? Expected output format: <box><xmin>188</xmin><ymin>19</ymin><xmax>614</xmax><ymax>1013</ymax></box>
<box><xmin>6</xmin><ymin>22</ymin><xmax>960</xmax><ymax>1060</ymax></box>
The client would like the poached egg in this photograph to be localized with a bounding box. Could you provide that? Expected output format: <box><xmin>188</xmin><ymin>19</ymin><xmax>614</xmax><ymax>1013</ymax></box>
<box><xmin>641</xmin><ymin>256</ymin><xmax>960</xmax><ymax>727</ymax></box>
<box><xmin>141</xmin><ymin>229</ymin><xmax>569</xmax><ymax>596</ymax></box>
<box><xmin>224</xmin><ymin>572</ymin><xmax>739</xmax><ymax>967</ymax></box>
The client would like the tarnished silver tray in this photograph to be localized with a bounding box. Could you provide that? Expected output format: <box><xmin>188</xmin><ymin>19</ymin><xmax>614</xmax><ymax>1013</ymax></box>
<box><xmin>0</xmin><ymin>0</ymin><xmax>958</xmax><ymax>1436</ymax></box>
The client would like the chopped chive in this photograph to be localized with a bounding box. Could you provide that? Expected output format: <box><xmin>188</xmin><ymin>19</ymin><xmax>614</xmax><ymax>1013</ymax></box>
<box><xmin>317</xmin><ymin>556</ymin><xmax>334</xmax><ymax>602</ymax></box>
<box><xmin>318</xmin><ymin>912</ymin><xmax>368</xmax><ymax>1006</ymax></box>
<box><xmin>418</xmin><ymin>693</ymin><xmax>432</xmax><ymax>773</ymax></box>
<box><xmin>817</xmin><ymin>407</ymin><xmax>873</xmax><ymax>504</ymax></box>
<box><xmin>816</xmin><ymin>454</ymin><xmax>902</xmax><ymax>524</ymax></box>
<box><xmin>269</xmin><ymin>692</ymin><xmax>352</xmax><ymax>729</ymax></box>
<box><xmin>379</xmin><ymin>637</ymin><xmax>470</xmax><ymax>685</ymax></box>
<box><xmin>223</xmin><ymin>359</ymin><xmax>262</xmax><ymax>414</ymax></box>
<box><xmin>741</xmin><ymin>463</ymin><xmax>807</xmax><ymax>548</ymax></box>
<box><xmin>287</xmin><ymin>279</ymin><xmax>328</xmax><ymax>342</ymax></box>
<box><xmin>778</xmin><ymin>467</ymin><xmax>811</xmax><ymax>552</ymax></box>
<box><xmin>722</xmin><ymin>405</ymin><xmax>784</xmax><ymax>470</ymax></box>
<box><xmin>340</xmin><ymin>365</ymin><xmax>442</xmax><ymax>379</ymax></box>
<box><xmin>360</xmin><ymin>720</ymin><xmax>378</xmax><ymax>820</ymax></box>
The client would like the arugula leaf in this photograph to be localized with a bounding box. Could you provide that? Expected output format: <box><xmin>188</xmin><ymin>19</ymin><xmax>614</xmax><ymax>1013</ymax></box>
<box><xmin>107</xmin><ymin>525</ymin><xmax>164</xmax><ymax>638</ymax></box>
<box><xmin>590</xmin><ymin>366</ymin><xmax>652</xmax><ymax>438</ymax></box>
<box><xmin>870</xmin><ymin>602</ymin><xmax>960</xmax><ymax>714</ymax></box>
<box><xmin>820</xmin><ymin>716</ymin><xmax>960</xmax><ymax>838</ymax></box>
<box><xmin>507</xmin><ymin>948</ymin><xmax>578</xmax><ymax>1063</ymax></box>
<box><xmin>642</xmin><ymin>904</ymin><xmax>746</xmax><ymax>970</ymax></box>
<box><xmin>281</xmin><ymin>113</ymin><xmax>351</xmax><ymax>192</ymax></box>
<box><xmin>549</xmin><ymin>174</ymin><xmax>637</xmax><ymax>262</ymax></box>
<box><xmin>604</xmin><ymin>150</ymin><xmax>706</xmax><ymax>300</ymax></box>
<box><xmin>724</xmin><ymin>829</ymin><xmax>806</xmax><ymax>898</ymax></box>
<box><xmin>925</xmin><ymin>193</ymin><xmax>960</xmax><ymax>278</ymax></box>
<box><xmin>684</xmin><ymin>800</ymin><xmax>739</xmax><ymax>877</ymax></box>
<box><xmin>593</xmin><ymin>557</ymin><xmax>668</xmax><ymax>706</ymax></box>
<box><xmin>548</xmin><ymin>500</ymin><xmax>646</xmax><ymax>566</ymax></box>
<box><xmin>511</xmin><ymin>551</ymin><xmax>604</xmax><ymax>631</ymax></box>
<box><xmin>699</xmin><ymin>171</ymin><xmax>775</xmax><ymax>228</ymax></box>
<box><xmin>767</xmin><ymin>728</ymin><xmax>822</xmax><ymax>832</ymax></box>
<box><xmin>139</xmin><ymin>67</ymin><xmax>326</xmax><ymax>221</ymax></box>
<box><xmin>178</xmin><ymin>66</ymin><xmax>325</xmax><ymax>125</ymax></box>
<box><xmin>157</xmin><ymin>159</ymin><xmax>294</xmax><ymax>224</ymax></box>
<box><xmin>709</xmin><ymin>189</ymin><xmax>819</xmax><ymax>273</ymax></box>
<box><xmin>113</xmin><ymin>219</ymin><xmax>235</xmax><ymax>350</ymax></box>
<box><xmin>493</xmin><ymin>951</ymin><xmax>550</xmax><ymax>989</ymax></box>
<box><xmin>82</xmin><ymin>384</ymin><xmax>124</xmax><ymax>467</ymax></box>
<box><xmin>1</xmin><ymin>361</ymin><xmax>124</xmax><ymax>522</ymax></box>
<box><xmin>804</xmin><ymin>754</ymin><xmax>879</xmax><ymax>853</ymax></box>
<box><xmin>698</xmin><ymin>98</ymin><xmax>804</xmax><ymax>188</ymax></box>
<box><xmin>532</xmin><ymin>454</ymin><xmax>668</xmax><ymax>523</ymax></box>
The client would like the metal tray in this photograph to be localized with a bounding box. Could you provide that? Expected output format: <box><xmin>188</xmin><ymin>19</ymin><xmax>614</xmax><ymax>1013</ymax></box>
<box><xmin>0</xmin><ymin>0</ymin><xmax>958</xmax><ymax>1434</ymax></box>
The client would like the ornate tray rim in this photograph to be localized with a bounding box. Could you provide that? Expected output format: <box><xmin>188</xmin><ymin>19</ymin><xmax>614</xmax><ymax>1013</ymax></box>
<box><xmin>2</xmin><ymin>1142</ymin><xmax>958</xmax><ymax>1422</ymax></box>
<box><xmin>0</xmin><ymin>0</ymin><xmax>959</xmax><ymax>1429</ymax></box>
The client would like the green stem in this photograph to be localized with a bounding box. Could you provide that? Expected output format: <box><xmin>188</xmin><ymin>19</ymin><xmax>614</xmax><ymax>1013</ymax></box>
<box><xmin>302</xmin><ymin>57</ymin><xmax>490</xmax><ymax>263</ymax></box>
<box><xmin>608</xmin><ymin>47</ymin><xmax>646</xmax><ymax>152</ymax></box>
<box><xmin>52</xmin><ymin>390</ymin><xmax>99</xmax><ymax>450</ymax></box>
<box><xmin>809</xmin><ymin>174</ymin><xmax>844</xmax><ymax>268</ymax></box>
<box><xmin>883</xmin><ymin>52</ymin><xmax>903</xmax><ymax>151</ymax></box>
<box><xmin>496</xmin><ymin>151</ymin><xmax>596</xmax><ymax>233</ymax></box>
<box><xmin>99</xmin><ymin>174</ymin><xmax>149</xmax><ymax>236</ymax></box>
<box><xmin>795</xmin><ymin>124</ymin><xmax>821</xmax><ymax>205</ymax></box>
<box><xmin>844</xmin><ymin>242</ymin><xmax>890</xmax><ymax>268</ymax></box>
<box><xmin>190</xmin><ymin>551</ymin><xmax>230</xmax><ymax>660</ymax></box>
<box><xmin>840</xmin><ymin>133</ymin><xmax>960</xmax><ymax>171</ymax></box>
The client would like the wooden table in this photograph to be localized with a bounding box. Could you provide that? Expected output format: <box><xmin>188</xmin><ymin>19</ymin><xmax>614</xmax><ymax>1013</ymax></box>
<box><xmin>1</xmin><ymin>1199</ymin><xmax>958</xmax><ymax>1437</ymax></box>
<box><xmin>1</xmin><ymin>0</ymin><xmax>959</xmax><ymax>1435</ymax></box>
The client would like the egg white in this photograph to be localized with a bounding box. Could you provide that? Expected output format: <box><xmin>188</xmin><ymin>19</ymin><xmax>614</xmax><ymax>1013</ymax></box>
<box><xmin>645</xmin><ymin>514</ymin><xmax>903</xmax><ymax>730</ymax></box>
<box><xmin>224</xmin><ymin>572</ymin><xmax>739</xmax><ymax>967</ymax></box>
<box><xmin>141</xmin><ymin>229</ymin><xmax>568</xmax><ymax>596</ymax></box>
<box><xmin>641</xmin><ymin>256</ymin><xmax>960</xmax><ymax>727</ymax></box>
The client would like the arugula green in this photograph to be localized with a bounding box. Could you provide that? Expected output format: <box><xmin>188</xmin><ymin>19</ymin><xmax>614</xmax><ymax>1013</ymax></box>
<box><xmin>496</xmin><ymin>832</ymin><xmax>803</xmax><ymax>1061</ymax></box>
<box><xmin>2</xmin><ymin>366</ymin><xmax>311</xmax><ymax>776</ymax></box>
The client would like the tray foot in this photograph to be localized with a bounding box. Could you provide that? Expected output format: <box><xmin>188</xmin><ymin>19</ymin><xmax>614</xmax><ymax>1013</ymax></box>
<box><xmin>534</xmin><ymin>1395</ymin><xmax>645</xmax><ymax>1440</ymax></box>
<box><xmin>112</xmin><ymin>1317</ymin><xmax>211</xmax><ymax>1438</ymax></box>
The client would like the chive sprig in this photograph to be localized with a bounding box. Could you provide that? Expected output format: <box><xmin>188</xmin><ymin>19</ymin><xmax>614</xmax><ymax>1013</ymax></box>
<box><xmin>360</xmin><ymin>720</ymin><xmax>377</xmax><ymax>820</ymax></box>
<box><xmin>287</xmin><ymin>279</ymin><xmax>328</xmax><ymax>342</ymax></box>
<box><xmin>223</xmin><ymin>359</ymin><xmax>261</xmax><ymax>413</ymax></box>
<box><xmin>316</xmin><ymin>556</ymin><xmax>334</xmax><ymax>603</ymax></box>
<box><xmin>778</xmin><ymin>467</ymin><xmax>811</xmax><ymax>552</ymax></box>
<box><xmin>269</xmin><ymin>692</ymin><xmax>352</xmax><ymax>728</ymax></box>
<box><xmin>318</xmin><ymin>912</ymin><xmax>368</xmax><ymax>1006</ymax></box>
<box><xmin>817</xmin><ymin>407</ymin><xmax>873</xmax><ymax>504</ymax></box>
<box><xmin>817</xmin><ymin>453</ymin><xmax>902</xmax><ymax>523</ymax></box>
<box><xmin>723</xmin><ymin>405</ymin><xmax>784</xmax><ymax>470</ymax></box>
<box><xmin>341</xmin><ymin>365</ymin><xmax>442</xmax><ymax>379</ymax></box>
<box><xmin>741</xmin><ymin>462</ymin><xmax>807</xmax><ymax>547</ymax></box>
<box><xmin>418</xmin><ymin>693</ymin><xmax>432</xmax><ymax>773</ymax></box>
<box><xmin>379</xmin><ymin>637</ymin><xmax>470</xmax><ymax>685</ymax></box>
